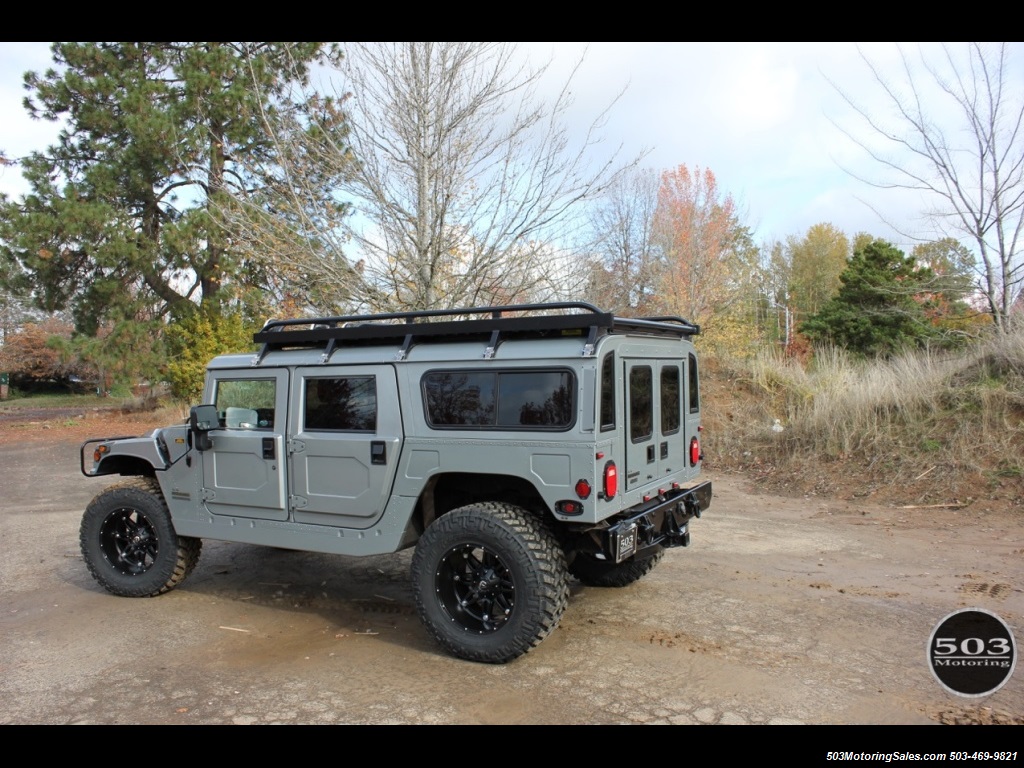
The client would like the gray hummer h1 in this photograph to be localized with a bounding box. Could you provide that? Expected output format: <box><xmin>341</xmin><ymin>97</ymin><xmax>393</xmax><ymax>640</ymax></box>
<box><xmin>79</xmin><ymin>302</ymin><xmax>711</xmax><ymax>663</ymax></box>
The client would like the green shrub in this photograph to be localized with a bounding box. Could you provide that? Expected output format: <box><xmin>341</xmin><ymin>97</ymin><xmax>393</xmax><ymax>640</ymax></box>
<box><xmin>164</xmin><ymin>309</ymin><xmax>257</xmax><ymax>402</ymax></box>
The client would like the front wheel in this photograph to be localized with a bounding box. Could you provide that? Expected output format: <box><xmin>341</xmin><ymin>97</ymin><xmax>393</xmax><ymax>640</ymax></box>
<box><xmin>80</xmin><ymin>477</ymin><xmax>201</xmax><ymax>597</ymax></box>
<box><xmin>411</xmin><ymin>502</ymin><xmax>569</xmax><ymax>663</ymax></box>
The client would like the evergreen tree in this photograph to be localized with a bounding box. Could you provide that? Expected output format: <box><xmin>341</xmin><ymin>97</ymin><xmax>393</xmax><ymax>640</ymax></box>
<box><xmin>800</xmin><ymin>239</ymin><xmax>940</xmax><ymax>356</ymax></box>
<box><xmin>0</xmin><ymin>42</ymin><xmax>343</xmax><ymax>339</ymax></box>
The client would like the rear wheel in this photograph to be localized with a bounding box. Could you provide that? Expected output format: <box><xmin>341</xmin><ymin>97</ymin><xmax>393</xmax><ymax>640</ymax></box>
<box><xmin>568</xmin><ymin>548</ymin><xmax>664</xmax><ymax>588</ymax></box>
<box><xmin>412</xmin><ymin>502</ymin><xmax>569</xmax><ymax>663</ymax></box>
<box><xmin>80</xmin><ymin>477</ymin><xmax>201</xmax><ymax>597</ymax></box>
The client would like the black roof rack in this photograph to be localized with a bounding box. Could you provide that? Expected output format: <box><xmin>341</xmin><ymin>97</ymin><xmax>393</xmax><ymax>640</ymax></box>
<box><xmin>251</xmin><ymin>301</ymin><xmax>698</xmax><ymax>363</ymax></box>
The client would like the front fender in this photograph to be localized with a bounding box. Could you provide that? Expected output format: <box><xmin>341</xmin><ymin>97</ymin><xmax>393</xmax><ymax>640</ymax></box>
<box><xmin>81</xmin><ymin>430</ymin><xmax>174</xmax><ymax>477</ymax></box>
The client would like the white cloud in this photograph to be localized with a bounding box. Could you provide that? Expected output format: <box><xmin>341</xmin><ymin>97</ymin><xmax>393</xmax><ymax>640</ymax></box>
<box><xmin>2</xmin><ymin>41</ymin><xmax>1022</xmax><ymax>254</ymax></box>
<box><xmin>0</xmin><ymin>42</ymin><xmax>62</xmax><ymax>197</ymax></box>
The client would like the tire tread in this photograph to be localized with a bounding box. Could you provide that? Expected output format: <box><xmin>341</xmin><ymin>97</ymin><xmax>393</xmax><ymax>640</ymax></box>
<box><xmin>80</xmin><ymin>477</ymin><xmax>201</xmax><ymax>598</ymax></box>
<box><xmin>412</xmin><ymin>501</ymin><xmax>569</xmax><ymax>663</ymax></box>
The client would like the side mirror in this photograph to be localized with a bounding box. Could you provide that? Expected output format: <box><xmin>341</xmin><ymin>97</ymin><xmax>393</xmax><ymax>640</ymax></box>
<box><xmin>189</xmin><ymin>404</ymin><xmax>219</xmax><ymax>451</ymax></box>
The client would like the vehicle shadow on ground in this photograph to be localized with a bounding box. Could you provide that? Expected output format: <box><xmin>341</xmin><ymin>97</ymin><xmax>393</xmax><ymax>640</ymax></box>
<box><xmin>67</xmin><ymin>538</ymin><xmax>590</xmax><ymax>663</ymax></box>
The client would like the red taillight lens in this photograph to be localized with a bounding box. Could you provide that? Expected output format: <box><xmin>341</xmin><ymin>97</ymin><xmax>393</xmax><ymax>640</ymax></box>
<box><xmin>575</xmin><ymin>479</ymin><xmax>592</xmax><ymax>499</ymax></box>
<box><xmin>689</xmin><ymin>437</ymin><xmax>701</xmax><ymax>466</ymax></box>
<box><xmin>603</xmin><ymin>461</ymin><xmax>617</xmax><ymax>499</ymax></box>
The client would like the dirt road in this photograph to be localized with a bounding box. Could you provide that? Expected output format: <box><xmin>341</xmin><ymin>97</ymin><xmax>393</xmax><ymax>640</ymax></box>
<box><xmin>1</xmin><ymin>424</ymin><xmax>1021</xmax><ymax>726</ymax></box>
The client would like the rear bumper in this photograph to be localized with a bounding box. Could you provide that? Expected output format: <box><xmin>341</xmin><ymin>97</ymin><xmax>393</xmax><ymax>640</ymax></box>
<box><xmin>606</xmin><ymin>480</ymin><xmax>712</xmax><ymax>562</ymax></box>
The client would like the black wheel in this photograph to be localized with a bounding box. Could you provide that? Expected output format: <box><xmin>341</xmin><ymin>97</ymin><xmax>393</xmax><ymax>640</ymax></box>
<box><xmin>568</xmin><ymin>548</ymin><xmax>664</xmax><ymax>588</ymax></box>
<box><xmin>411</xmin><ymin>502</ymin><xmax>570</xmax><ymax>664</ymax></box>
<box><xmin>80</xmin><ymin>477</ymin><xmax>201</xmax><ymax>598</ymax></box>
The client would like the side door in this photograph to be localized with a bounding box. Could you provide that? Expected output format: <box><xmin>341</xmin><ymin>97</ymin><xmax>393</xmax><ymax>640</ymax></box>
<box><xmin>288</xmin><ymin>365</ymin><xmax>402</xmax><ymax>528</ymax></box>
<box><xmin>623</xmin><ymin>359</ymin><xmax>683</xmax><ymax>491</ymax></box>
<box><xmin>201</xmin><ymin>369</ymin><xmax>289</xmax><ymax>521</ymax></box>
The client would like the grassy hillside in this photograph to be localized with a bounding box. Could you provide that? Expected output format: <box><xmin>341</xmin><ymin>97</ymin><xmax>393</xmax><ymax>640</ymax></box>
<box><xmin>701</xmin><ymin>325</ymin><xmax>1024</xmax><ymax>513</ymax></box>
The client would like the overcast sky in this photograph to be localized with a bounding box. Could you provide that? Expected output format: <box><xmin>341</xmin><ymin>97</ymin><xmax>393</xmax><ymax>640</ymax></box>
<box><xmin>3</xmin><ymin>42</ymin><xmax>1021</xmax><ymax>254</ymax></box>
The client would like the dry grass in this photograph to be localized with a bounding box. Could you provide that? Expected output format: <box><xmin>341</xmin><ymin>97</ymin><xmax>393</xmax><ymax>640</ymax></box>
<box><xmin>702</xmin><ymin>325</ymin><xmax>1024</xmax><ymax>509</ymax></box>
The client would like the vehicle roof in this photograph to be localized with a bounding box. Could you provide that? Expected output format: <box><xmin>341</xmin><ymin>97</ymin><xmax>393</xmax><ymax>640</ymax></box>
<box><xmin>233</xmin><ymin>302</ymin><xmax>699</xmax><ymax>370</ymax></box>
<box><xmin>207</xmin><ymin>331</ymin><xmax>695</xmax><ymax>371</ymax></box>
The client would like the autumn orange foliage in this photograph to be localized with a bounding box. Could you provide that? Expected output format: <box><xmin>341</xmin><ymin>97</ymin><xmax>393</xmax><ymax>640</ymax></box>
<box><xmin>651</xmin><ymin>165</ymin><xmax>739</xmax><ymax>327</ymax></box>
<box><xmin>0</xmin><ymin>318</ymin><xmax>89</xmax><ymax>384</ymax></box>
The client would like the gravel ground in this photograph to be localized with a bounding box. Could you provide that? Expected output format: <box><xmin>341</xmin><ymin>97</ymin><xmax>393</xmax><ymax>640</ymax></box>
<box><xmin>0</xmin><ymin>410</ymin><xmax>1021</xmax><ymax>730</ymax></box>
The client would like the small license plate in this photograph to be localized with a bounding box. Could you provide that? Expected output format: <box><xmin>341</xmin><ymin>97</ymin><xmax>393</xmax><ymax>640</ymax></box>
<box><xmin>612</xmin><ymin>523</ymin><xmax>638</xmax><ymax>563</ymax></box>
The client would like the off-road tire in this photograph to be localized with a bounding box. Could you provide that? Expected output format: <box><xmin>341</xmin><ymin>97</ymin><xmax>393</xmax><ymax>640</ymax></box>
<box><xmin>411</xmin><ymin>502</ymin><xmax>570</xmax><ymax>664</ymax></box>
<box><xmin>80</xmin><ymin>477</ymin><xmax>202</xmax><ymax>598</ymax></box>
<box><xmin>568</xmin><ymin>548</ymin><xmax>664</xmax><ymax>588</ymax></box>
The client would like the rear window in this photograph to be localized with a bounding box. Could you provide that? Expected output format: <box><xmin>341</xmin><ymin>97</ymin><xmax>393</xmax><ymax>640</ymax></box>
<box><xmin>423</xmin><ymin>369</ymin><xmax>575</xmax><ymax>430</ymax></box>
<box><xmin>629</xmin><ymin>365</ymin><xmax>653</xmax><ymax>442</ymax></box>
<box><xmin>661</xmin><ymin>364</ymin><xmax>681</xmax><ymax>435</ymax></box>
<box><xmin>688</xmin><ymin>353</ymin><xmax>700</xmax><ymax>413</ymax></box>
<box><xmin>600</xmin><ymin>353</ymin><xmax>616</xmax><ymax>432</ymax></box>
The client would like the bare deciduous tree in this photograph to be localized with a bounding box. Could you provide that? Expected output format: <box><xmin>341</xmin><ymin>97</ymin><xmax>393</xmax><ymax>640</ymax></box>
<box><xmin>582</xmin><ymin>167</ymin><xmax>661</xmax><ymax>315</ymax></box>
<box><xmin>211</xmin><ymin>53</ymin><xmax>370</xmax><ymax>317</ymax></box>
<box><xmin>336</xmin><ymin>42</ymin><xmax>635</xmax><ymax>311</ymax></box>
<box><xmin>832</xmin><ymin>42</ymin><xmax>1024</xmax><ymax>333</ymax></box>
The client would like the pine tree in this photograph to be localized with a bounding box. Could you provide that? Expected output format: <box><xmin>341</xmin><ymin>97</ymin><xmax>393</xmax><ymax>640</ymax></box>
<box><xmin>800</xmin><ymin>240</ymin><xmax>939</xmax><ymax>356</ymax></box>
<box><xmin>0</xmin><ymin>42</ymin><xmax>343</xmax><ymax>336</ymax></box>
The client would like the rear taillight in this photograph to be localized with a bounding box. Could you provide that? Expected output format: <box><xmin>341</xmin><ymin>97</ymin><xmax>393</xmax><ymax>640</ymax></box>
<box><xmin>603</xmin><ymin>460</ymin><xmax>618</xmax><ymax>499</ymax></box>
<box><xmin>689</xmin><ymin>437</ymin><xmax>701</xmax><ymax>467</ymax></box>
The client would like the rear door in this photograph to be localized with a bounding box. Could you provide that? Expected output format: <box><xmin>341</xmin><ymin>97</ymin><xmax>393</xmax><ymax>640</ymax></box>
<box><xmin>623</xmin><ymin>358</ymin><xmax>684</xmax><ymax>491</ymax></box>
<box><xmin>288</xmin><ymin>365</ymin><xmax>402</xmax><ymax>527</ymax></box>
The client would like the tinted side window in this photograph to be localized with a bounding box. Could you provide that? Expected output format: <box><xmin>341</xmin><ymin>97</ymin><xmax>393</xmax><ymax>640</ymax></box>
<box><xmin>423</xmin><ymin>372</ymin><xmax>495</xmax><ymax>426</ymax></box>
<box><xmin>661</xmin><ymin>365</ymin><xmax>681</xmax><ymax>434</ymax></box>
<box><xmin>600</xmin><ymin>353</ymin><xmax>615</xmax><ymax>431</ymax></box>
<box><xmin>498</xmin><ymin>371</ymin><xmax>573</xmax><ymax>427</ymax></box>
<box><xmin>304</xmin><ymin>376</ymin><xmax>377</xmax><ymax>432</ymax></box>
<box><xmin>423</xmin><ymin>370</ymin><xmax>574</xmax><ymax>429</ymax></box>
<box><xmin>688</xmin><ymin>353</ymin><xmax>700</xmax><ymax>413</ymax></box>
<box><xmin>629</xmin><ymin>365</ymin><xmax>653</xmax><ymax>443</ymax></box>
